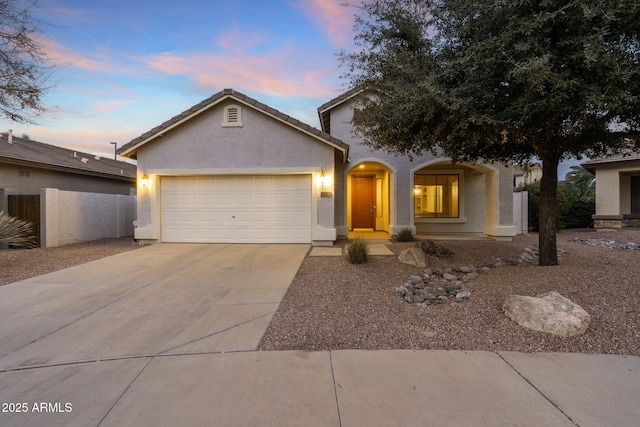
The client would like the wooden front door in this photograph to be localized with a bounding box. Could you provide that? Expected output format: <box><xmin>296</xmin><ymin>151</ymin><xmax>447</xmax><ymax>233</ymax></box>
<box><xmin>352</xmin><ymin>175</ymin><xmax>376</xmax><ymax>229</ymax></box>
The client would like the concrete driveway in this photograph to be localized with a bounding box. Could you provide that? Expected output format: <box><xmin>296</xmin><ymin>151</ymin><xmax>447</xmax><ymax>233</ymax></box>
<box><xmin>0</xmin><ymin>243</ymin><xmax>308</xmax><ymax>370</ymax></box>
<box><xmin>2</xmin><ymin>243</ymin><xmax>639</xmax><ymax>427</ymax></box>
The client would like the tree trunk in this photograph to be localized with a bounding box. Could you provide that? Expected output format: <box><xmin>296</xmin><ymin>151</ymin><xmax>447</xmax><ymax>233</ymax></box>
<box><xmin>538</xmin><ymin>155</ymin><xmax>560</xmax><ymax>266</ymax></box>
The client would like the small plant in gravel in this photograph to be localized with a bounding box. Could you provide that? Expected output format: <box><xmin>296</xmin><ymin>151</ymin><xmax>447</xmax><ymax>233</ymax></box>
<box><xmin>395</xmin><ymin>227</ymin><xmax>414</xmax><ymax>242</ymax></box>
<box><xmin>416</xmin><ymin>239</ymin><xmax>453</xmax><ymax>258</ymax></box>
<box><xmin>347</xmin><ymin>236</ymin><xmax>369</xmax><ymax>264</ymax></box>
<box><xmin>0</xmin><ymin>211</ymin><xmax>36</xmax><ymax>248</ymax></box>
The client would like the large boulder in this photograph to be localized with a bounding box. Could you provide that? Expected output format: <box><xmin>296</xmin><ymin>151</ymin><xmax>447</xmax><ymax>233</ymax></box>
<box><xmin>502</xmin><ymin>291</ymin><xmax>590</xmax><ymax>337</ymax></box>
<box><xmin>398</xmin><ymin>247</ymin><xmax>427</xmax><ymax>267</ymax></box>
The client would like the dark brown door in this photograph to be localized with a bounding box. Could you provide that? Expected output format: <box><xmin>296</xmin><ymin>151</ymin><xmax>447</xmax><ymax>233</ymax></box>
<box><xmin>8</xmin><ymin>195</ymin><xmax>41</xmax><ymax>247</ymax></box>
<box><xmin>352</xmin><ymin>175</ymin><xmax>376</xmax><ymax>229</ymax></box>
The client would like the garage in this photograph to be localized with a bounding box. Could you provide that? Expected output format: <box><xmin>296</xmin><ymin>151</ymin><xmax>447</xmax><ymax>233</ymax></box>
<box><xmin>161</xmin><ymin>175</ymin><xmax>312</xmax><ymax>243</ymax></box>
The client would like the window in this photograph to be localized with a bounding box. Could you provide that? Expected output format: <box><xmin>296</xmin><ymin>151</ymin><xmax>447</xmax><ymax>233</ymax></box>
<box><xmin>222</xmin><ymin>105</ymin><xmax>242</xmax><ymax>127</ymax></box>
<box><xmin>414</xmin><ymin>174</ymin><xmax>459</xmax><ymax>218</ymax></box>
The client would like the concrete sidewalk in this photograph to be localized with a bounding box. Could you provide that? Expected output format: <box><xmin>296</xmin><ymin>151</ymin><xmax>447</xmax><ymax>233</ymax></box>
<box><xmin>0</xmin><ymin>244</ymin><xmax>638</xmax><ymax>426</ymax></box>
<box><xmin>0</xmin><ymin>350</ymin><xmax>638</xmax><ymax>426</ymax></box>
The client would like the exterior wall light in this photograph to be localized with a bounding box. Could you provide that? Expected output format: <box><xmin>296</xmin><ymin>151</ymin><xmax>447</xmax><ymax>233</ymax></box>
<box><xmin>317</xmin><ymin>170</ymin><xmax>333</xmax><ymax>197</ymax></box>
<box><xmin>140</xmin><ymin>174</ymin><xmax>150</xmax><ymax>189</ymax></box>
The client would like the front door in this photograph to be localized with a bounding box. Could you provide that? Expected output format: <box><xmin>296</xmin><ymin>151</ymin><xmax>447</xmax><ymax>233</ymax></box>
<box><xmin>352</xmin><ymin>175</ymin><xmax>376</xmax><ymax>229</ymax></box>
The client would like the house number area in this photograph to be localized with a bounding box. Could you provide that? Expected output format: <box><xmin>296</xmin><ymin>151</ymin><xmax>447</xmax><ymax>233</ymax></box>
<box><xmin>2</xmin><ymin>402</ymin><xmax>73</xmax><ymax>413</ymax></box>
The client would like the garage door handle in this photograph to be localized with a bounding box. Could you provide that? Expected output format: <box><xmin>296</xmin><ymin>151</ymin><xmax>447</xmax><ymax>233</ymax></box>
<box><xmin>232</xmin><ymin>216</ymin><xmax>236</xmax><ymax>218</ymax></box>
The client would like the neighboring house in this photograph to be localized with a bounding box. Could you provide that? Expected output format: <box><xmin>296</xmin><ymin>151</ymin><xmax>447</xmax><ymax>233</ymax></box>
<box><xmin>582</xmin><ymin>153</ymin><xmax>640</xmax><ymax>230</ymax></box>
<box><xmin>0</xmin><ymin>132</ymin><xmax>137</xmax><ymax>247</ymax></box>
<box><xmin>514</xmin><ymin>162</ymin><xmax>542</xmax><ymax>188</ymax></box>
<box><xmin>0</xmin><ymin>132</ymin><xmax>136</xmax><ymax>207</ymax></box>
<box><xmin>118</xmin><ymin>88</ymin><xmax>519</xmax><ymax>246</ymax></box>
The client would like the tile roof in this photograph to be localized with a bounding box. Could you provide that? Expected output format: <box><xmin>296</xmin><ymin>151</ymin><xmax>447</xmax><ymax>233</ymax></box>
<box><xmin>317</xmin><ymin>87</ymin><xmax>363</xmax><ymax>134</ymax></box>
<box><xmin>118</xmin><ymin>88</ymin><xmax>349</xmax><ymax>161</ymax></box>
<box><xmin>581</xmin><ymin>151</ymin><xmax>640</xmax><ymax>172</ymax></box>
<box><xmin>0</xmin><ymin>134</ymin><xmax>136</xmax><ymax>181</ymax></box>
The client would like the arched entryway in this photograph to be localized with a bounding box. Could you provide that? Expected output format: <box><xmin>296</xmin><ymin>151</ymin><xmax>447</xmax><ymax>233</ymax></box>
<box><xmin>347</xmin><ymin>160</ymin><xmax>394</xmax><ymax>232</ymax></box>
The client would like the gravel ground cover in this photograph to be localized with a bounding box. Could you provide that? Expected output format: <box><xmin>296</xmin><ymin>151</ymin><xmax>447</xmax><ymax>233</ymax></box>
<box><xmin>1</xmin><ymin>232</ymin><xmax>638</xmax><ymax>354</ymax></box>
<box><xmin>0</xmin><ymin>237</ymin><xmax>139</xmax><ymax>286</ymax></box>
<box><xmin>259</xmin><ymin>229</ymin><xmax>640</xmax><ymax>355</ymax></box>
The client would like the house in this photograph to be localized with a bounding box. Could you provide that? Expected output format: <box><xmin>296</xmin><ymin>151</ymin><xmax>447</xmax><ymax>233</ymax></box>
<box><xmin>0</xmin><ymin>132</ymin><xmax>137</xmax><ymax>246</ymax></box>
<box><xmin>118</xmin><ymin>88</ymin><xmax>519</xmax><ymax>246</ymax></box>
<box><xmin>0</xmin><ymin>132</ymin><xmax>136</xmax><ymax>204</ymax></box>
<box><xmin>582</xmin><ymin>153</ymin><xmax>640</xmax><ymax>230</ymax></box>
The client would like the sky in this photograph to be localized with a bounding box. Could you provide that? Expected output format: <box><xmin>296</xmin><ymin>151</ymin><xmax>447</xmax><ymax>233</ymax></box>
<box><xmin>1</xmin><ymin>0</ymin><xmax>357</xmax><ymax>159</ymax></box>
<box><xmin>1</xmin><ymin>0</ymin><xmax>582</xmax><ymax>176</ymax></box>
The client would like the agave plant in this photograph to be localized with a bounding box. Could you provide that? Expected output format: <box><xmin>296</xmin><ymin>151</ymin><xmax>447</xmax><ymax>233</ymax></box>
<box><xmin>0</xmin><ymin>211</ymin><xmax>37</xmax><ymax>248</ymax></box>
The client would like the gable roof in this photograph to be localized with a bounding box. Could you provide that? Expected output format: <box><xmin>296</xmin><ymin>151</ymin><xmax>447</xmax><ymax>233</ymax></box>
<box><xmin>317</xmin><ymin>87</ymin><xmax>363</xmax><ymax>134</ymax></box>
<box><xmin>0</xmin><ymin>134</ymin><xmax>136</xmax><ymax>181</ymax></box>
<box><xmin>582</xmin><ymin>152</ymin><xmax>640</xmax><ymax>173</ymax></box>
<box><xmin>118</xmin><ymin>88</ymin><xmax>350</xmax><ymax>162</ymax></box>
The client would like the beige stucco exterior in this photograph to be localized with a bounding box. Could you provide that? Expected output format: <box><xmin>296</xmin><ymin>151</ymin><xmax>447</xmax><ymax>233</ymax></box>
<box><xmin>325</xmin><ymin>94</ymin><xmax>517</xmax><ymax>240</ymax></box>
<box><xmin>125</xmin><ymin>95</ymin><xmax>344</xmax><ymax>246</ymax></box>
<box><xmin>584</xmin><ymin>155</ymin><xmax>640</xmax><ymax>230</ymax></box>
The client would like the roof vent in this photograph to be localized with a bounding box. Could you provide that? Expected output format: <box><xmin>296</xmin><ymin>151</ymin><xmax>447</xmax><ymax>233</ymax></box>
<box><xmin>80</xmin><ymin>157</ymin><xmax>89</xmax><ymax>163</ymax></box>
<box><xmin>95</xmin><ymin>155</ymin><xmax>101</xmax><ymax>160</ymax></box>
<box><xmin>8</xmin><ymin>129</ymin><xmax>12</xmax><ymax>144</ymax></box>
<box><xmin>222</xmin><ymin>105</ymin><xmax>243</xmax><ymax>127</ymax></box>
<box><xmin>73</xmin><ymin>152</ymin><xmax>77</xmax><ymax>157</ymax></box>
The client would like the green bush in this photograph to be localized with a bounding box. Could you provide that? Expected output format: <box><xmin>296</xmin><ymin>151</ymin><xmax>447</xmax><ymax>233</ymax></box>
<box><xmin>347</xmin><ymin>236</ymin><xmax>369</xmax><ymax>264</ymax></box>
<box><xmin>564</xmin><ymin>197</ymin><xmax>595</xmax><ymax>229</ymax></box>
<box><xmin>522</xmin><ymin>181</ymin><xmax>594</xmax><ymax>231</ymax></box>
<box><xmin>395</xmin><ymin>227</ymin><xmax>414</xmax><ymax>242</ymax></box>
<box><xmin>0</xmin><ymin>211</ymin><xmax>36</xmax><ymax>248</ymax></box>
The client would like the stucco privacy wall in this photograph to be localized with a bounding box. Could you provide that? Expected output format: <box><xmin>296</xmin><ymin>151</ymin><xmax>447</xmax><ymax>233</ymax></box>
<box><xmin>41</xmin><ymin>188</ymin><xmax>135</xmax><ymax>247</ymax></box>
<box><xmin>134</xmin><ymin>99</ymin><xmax>337</xmax><ymax>244</ymax></box>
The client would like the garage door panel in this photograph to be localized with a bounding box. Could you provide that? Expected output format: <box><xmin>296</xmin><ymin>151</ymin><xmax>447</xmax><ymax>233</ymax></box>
<box><xmin>161</xmin><ymin>175</ymin><xmax>311</xmax><ymax>243</ymax></box>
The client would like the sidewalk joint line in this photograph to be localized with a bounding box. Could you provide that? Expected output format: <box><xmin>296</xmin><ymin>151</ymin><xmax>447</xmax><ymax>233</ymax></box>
<box><xmin>97</xmin><ymin>356</ymin><xmax>154</xmax><ymax>427</ymax></box>
<box><xmin>497</xmin><ymin>353</ymin><xmax>580</xmax><ymax>427</ymax></box>
<box><xmin>329</xmin><ymin>351</ymin><xmax>343</xmax><ymax>427</ymax></box>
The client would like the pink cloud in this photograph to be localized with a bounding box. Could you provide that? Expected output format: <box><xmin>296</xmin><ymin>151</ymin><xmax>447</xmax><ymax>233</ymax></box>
<box><xmin>294</xmin><ymin>0</ymin><xmax>355</xmax><ymax>46</ymax></box>
<box><xmin>92</xmin><ymin>100</ymin><xmax>133</xmax><ymax>113</ymax></box>
<box><xmin>142</xmin><ymin>51</ymin><xmax>338</xmax><ymax>99</ymax></box>
<box><xmin>40</xmin><ymin>38</ymin><xmax>113</xmax><ymax>72</ymax></box>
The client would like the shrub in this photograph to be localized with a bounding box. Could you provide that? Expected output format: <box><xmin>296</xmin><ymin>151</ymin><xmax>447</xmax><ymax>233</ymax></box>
<box><xmin>347</xmin><ymin>236</ymin><xmax>369</xmax><ymax>264</ymax></box>
<box><xmin>521</xmin><ymin>182</ymin><xmax>572</xmax><ymax>231</ymax></box>
<box><xmin>416</xmin><ymin>239</ymin><xmax>453</xmax><ymax>258</ymax></box>
<box><xmin>0</xmin><ymin>211</ymin><xmax>36</xmax><ymax>248</ymax></box>
<box><xmin>395</xmin><ymin>227</ymin><xmax>414</xmax><ymax>242</ymax></box>
<box><xmin>564</xmin><ymin>197</ymin><xmax>595</xmax><ymax>229</ymax></box>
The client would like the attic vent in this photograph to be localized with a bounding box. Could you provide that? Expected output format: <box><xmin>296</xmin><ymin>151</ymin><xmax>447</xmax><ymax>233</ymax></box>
<box><xmin>222</xmin><ymin>105</ymin><xmax>243</xmax><ymax>127</ymax></box>
<box><xmin>80</xmin><ymin>157</ymin><xmax>89</xmax><ymax>163</ymax></box>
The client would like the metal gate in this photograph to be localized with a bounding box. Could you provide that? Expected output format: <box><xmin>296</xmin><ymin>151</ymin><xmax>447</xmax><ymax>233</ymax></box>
<box><xmin>7</xmin><ymin>195</ymin><xmax>41</xmax><ymax>247</ymax></box>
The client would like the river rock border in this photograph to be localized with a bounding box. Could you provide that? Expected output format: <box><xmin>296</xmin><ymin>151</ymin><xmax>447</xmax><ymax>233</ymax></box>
<box><xmin>396</xmin><ymin>246</ymin><xmax>568</xmax><ymax>308</ymax></box>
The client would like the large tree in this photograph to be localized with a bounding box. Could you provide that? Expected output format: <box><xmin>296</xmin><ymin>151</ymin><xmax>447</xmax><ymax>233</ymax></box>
<box><xmin>0</xmin><ymin>0</ymin><xmax>51</xmax><ymax>123</ymax></box>
<box><xmin>340</xmin><ymin>0</ymin><xmax>640</xmax><ymax>265</ymax></box>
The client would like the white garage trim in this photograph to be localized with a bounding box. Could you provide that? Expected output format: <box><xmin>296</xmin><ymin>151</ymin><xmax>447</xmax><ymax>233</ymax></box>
<box><xmin>160</xmin><ymin>175</ymin><xmax>312</xmax><ymax>243</ymax></box>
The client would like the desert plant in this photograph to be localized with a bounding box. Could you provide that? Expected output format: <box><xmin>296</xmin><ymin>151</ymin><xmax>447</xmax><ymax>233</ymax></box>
<box><xmin>416</xmin><ymin>239</ymin><xmax>453</xmax><ymax>258</ymax></box>
<box><xmin>395</xmin><ymin>227</ymin><xmax>414</xmax><ymax>242</ymax></box>
<box><xmin>0</xmin><ymin>211</ymin><xmax>36</xmax><ymax>248</ymax></box>
<box><xmin>347</xmin><ymin>236</ymin><xmax>369</xmax><ymax>264</ymax></box>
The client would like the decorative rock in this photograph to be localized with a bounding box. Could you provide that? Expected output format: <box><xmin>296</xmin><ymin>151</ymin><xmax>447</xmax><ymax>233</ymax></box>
<box><xmin>459</xmin><ymin>266</ymin><xmax>474</xmax><ymax>273</ymax></box>
<box><xmin>502</xmin><ymin>291</ymin><xmax>591</xmax><ymax>337</ymax></box>
<box><xmin>443</xmin><ymin>273</ymin><xmax>458</xmax><ymax>281</ymax></box>
<box><xmin>399</xmin><ymin>247</ymin><xmax>428</xmax><ymax>267</ymax></box>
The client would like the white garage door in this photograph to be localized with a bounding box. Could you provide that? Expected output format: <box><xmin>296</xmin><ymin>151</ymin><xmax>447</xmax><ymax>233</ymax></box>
<box><xmin>161</xmin><ymin>175</ymin><xmax>312</xmax><ymax>243</ymax></box>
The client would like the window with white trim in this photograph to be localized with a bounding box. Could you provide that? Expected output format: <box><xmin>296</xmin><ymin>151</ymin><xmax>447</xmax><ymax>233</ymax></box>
<box><xmin>222</xmin><ymin>105</ymin><xmax>243</xmax><ymax>127</ymax></box>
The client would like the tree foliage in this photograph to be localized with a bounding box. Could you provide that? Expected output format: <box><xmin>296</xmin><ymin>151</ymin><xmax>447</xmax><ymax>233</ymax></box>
<box><xmin>340</xmin><ymin>0</ymin><xmax>640</xmax><ymax>265</ymax></box>
<box><xmin>0</xmin><ymin>0</ymin><xmax>52</xmax><ymax>123</ymax></box>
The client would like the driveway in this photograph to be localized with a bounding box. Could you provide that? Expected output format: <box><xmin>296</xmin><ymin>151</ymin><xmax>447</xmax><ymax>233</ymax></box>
<box><xmin>0</xmin><ymin>243</ymin><xmax>308</xmax><ymax>370</ymax></box>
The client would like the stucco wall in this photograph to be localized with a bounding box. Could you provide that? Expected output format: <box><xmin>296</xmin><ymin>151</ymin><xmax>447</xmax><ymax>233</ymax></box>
<box><xmin>134</xmin><ymin>100</ymin><xmax>339</xmax><ymax>244</ymax></box>
<box><xmin>0</xmin><ymin>162</ymin><xmax>135</xmax><ymax>202</ymax></box>
<box><xmin>328</xmin><ymin>97</ymin><xmax>516</xmax><ymax>239</ymax></box>
<box><xmin>41</xmin><ymin>188</ymin><xmax>136</xmax><ymax>247</ymax></box>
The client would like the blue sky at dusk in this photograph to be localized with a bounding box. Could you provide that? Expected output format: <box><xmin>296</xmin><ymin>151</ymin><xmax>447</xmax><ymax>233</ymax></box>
<box><xmin>1</xmin><ymin>0</ymin><xmax>357</xmax><ymax>158</ymax></box>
